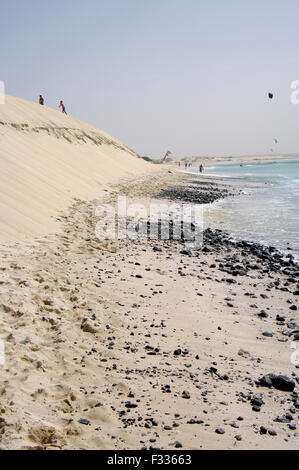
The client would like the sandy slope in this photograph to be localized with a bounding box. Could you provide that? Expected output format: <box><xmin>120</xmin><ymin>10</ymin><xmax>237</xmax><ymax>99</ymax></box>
<box><xmin>0</xmin><ymin>96</ymin><xmax>160</xmax><ymax>240</ymax></box>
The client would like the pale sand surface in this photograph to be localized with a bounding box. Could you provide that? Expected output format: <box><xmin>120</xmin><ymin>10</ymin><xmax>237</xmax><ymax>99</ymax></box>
<box><xmin>0</xmin><ymin>177</ymin><xmax>298</xmax><ymax>450</ymax></box>
<box><xmin>0</xmin><ymin>97</ymin><xmax>297</xmax><ymax>450</ymax></box>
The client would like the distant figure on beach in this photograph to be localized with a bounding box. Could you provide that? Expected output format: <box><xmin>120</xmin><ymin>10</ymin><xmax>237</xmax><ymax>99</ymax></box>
<box><xmin>59</xmin><ymin>100</ymin><xmax>67</xmax><ymax>114</ymax></box>
<box><xmin>199</xmin><ymin>164</ymin><xmax>204</xmax><ymax>173</ymax></box>
<box><xmin>39</xmin><ymin>95</ymin><xmax>44</xmax><ymax>105</ymax></box>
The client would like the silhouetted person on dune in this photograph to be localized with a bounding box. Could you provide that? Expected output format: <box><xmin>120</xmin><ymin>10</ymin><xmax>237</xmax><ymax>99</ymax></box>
<box><xmin>59</xmin><ymin>100</ymin><xmax>67</xmax><ymax>114</ymax></box>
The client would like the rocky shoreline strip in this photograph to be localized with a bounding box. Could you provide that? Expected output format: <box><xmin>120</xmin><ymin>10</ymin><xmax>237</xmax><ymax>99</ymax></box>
<box><xmin>154</xmin><ymin>176</ymin><xmax>242</xmax><ymax>205</ymax></box>
<box><xmin>153</xmin><ymin>173</ymin><xmax>297</xmax><ymax>275</ymax></box>
<box><xmin>0</xmin><ymin>173</ymin><xmax>298</xmax><ymax>450</ymax></box>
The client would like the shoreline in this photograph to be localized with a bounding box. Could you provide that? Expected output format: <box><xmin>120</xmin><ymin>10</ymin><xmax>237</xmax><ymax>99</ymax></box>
<box><xmin>174</xmin><ymin>155</ymin><xmax>299</xmax><ymax>166</ymax></box>
<box><xmin>174</xmin><ymin>172</ymin><xmax>298</xmax><ymax>260</ymax></box>
<box><xmin>0</xmin><ymin>171</ymin><xmax>298</xmax><ymax>450</ymax></box>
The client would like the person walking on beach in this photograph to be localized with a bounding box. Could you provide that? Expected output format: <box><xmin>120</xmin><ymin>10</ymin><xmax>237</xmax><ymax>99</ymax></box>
<box><xmin>39</xmin><ymin>95</ymin><xmax>44</xmax><ymax>105</ymax></box>
<box><xmin>199</xmin><ymin>164</ymin><xmax>204</xmax><ymax>173</ymax></box>
<box><xmin>59</xmin><ymin>100</ymin><xmax>67</xmax><ymax>115</ymax></box>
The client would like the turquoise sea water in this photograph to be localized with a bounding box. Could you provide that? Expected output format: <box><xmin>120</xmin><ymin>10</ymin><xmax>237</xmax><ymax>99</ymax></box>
<box><xmin>194</xmin><ymin>160</ymin><xmax>299</xmax><ymax>257</ymax></box>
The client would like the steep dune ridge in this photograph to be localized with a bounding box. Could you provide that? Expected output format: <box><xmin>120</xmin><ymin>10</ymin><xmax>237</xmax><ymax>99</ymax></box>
<box><xmin>0</xmin><ymin>95</ymin><xmax>156</xmax><ymax>240</ymax></box>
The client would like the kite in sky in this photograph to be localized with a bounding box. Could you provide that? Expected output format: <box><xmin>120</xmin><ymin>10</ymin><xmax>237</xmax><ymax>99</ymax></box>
<box><xmin>268</xmin><ymin>92</ymin><xmax>273</xmax><ymax>99</ymax></box>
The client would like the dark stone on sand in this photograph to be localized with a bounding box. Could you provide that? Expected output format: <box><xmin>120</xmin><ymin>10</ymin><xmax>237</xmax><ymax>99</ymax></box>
<box><xmin>257</xmin><ymin>374</ymin><xmax>276</xmax><ymax>388</ymax></box>
<box><xmin>274</xmin><ymin>416</ymin><xmax>292</xmax><ymax>423</ymax></box>
<box><xmin>173</xmin><ymin>348</ymin><xmax>182</xmax><ymax>356</ymax></box>
<box><xmin>272</xmin><ymin>375</ymin><xmax>296</xmax><ymax>392</ymax></box>
<box><xmin>125</xmin><ymin>401</ymin><xmax>138</xmax><ymax>408</ymax></box>
<box><xmin>257</xmin><ymin>374</ymin><xmax>295</xmax><ymax>392</ymax></box>
<box><xmin>262</xmin><ymin>331</ymin><xmax>273</xmax><ymax>337</ymax></box>
<box><xmin>174</xmin><ymin>441</ymin><xmax>183</xmax><ymax>448</ymax></box>
<box><xmin>276</xmin><ymin>315</ymin><xmax>285</xmax><ymax>322</ymax></box>
<box><xmin>260</xmin><ymin>426</ymin><xmax>267</xmax><ymax>434</ymax></box>
<box><xmin>221</xmin><ymin>374</ymin><xmax>230</xmax><ymax>381</ymax></box>
<box><xmin>78</xmin><ymin>419</ymin><xmax>90</xmax><ymax>425</ymax></box>
<box><xmin>258</xmin><ymin>310</ymin><xmax>269</xmax><ymax>318</ymax></box>
<box><xmin>180</xmin><ymin>249</ymin><xmax>192</xmax><ymax>256</ymax></box>
<box><xmin>252</xmin><ymin>406</ymin><xmax>261</xmax><ymax>412</ymax></box>
<box><xmin>215</xmin><ymin>428</ymin><xmax>225</xmax><ymax>434</ymax></box>
<box><xmin>187</xmin><ymin>419</ymin><xmax>204</xmax><ymax>424</ymax></box>
<box><xmin>144</xmin><ymin>422</ymin><xmax>152</xmax><ymax>429</ymax></box>
<box><xmin>251</xmin><ymin>397</ymin><xmax>264</xmax><ymax>407</ymax></box>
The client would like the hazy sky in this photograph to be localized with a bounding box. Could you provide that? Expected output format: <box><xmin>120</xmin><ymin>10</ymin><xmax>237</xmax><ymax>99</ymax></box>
<box><xmin>1</xmin><ymin>0</ymin><xmax>299</xmax><ymax>158</ymax></box>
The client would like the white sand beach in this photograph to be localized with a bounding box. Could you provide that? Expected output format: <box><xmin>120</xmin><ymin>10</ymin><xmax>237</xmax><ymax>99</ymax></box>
<box><xmin>0</xmin><ymin>97</ymin><xmax>298</xmax><ymax>450</ymax></box>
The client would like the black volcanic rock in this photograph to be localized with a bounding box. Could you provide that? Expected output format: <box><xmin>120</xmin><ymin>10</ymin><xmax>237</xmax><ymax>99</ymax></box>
<box><xmin>257</xmin><ymin>374</ymin><xmax>295</xmax><ymax>392</ymax></box>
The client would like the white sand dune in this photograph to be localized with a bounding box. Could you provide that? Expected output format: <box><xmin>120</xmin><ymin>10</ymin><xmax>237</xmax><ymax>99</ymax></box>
<box><xmin>0</xmin><ymin>95</ymin><xmax>158</xmax><ymax>240</ymax></box>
